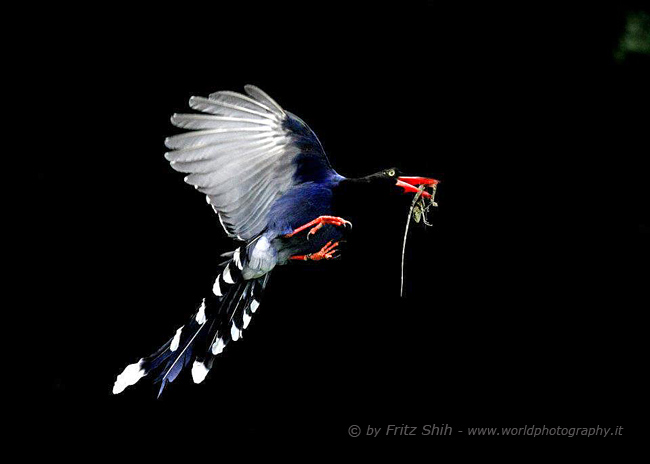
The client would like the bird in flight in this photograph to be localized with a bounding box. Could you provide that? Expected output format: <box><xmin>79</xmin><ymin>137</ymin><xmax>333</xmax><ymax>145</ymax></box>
<box><xmin>113</xmin><ymin>85</ymin><xmax>438</xmax><ymax>396</ymax></box>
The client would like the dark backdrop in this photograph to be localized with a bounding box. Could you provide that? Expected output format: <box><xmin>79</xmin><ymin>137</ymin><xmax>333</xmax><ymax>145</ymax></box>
<box><xmin>24</xmin><ymin>1</ymin><xmax>644</xmax><ymax>453</ymax></box>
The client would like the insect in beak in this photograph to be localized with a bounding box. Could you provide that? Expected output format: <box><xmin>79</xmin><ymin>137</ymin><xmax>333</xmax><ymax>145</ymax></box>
<box><xmin>399</xmin><ymin>178</ymin><xmax>440</xmax><ymax>297</ymax></box>
<box><xmin>395</xmin><ymin>176</ymin><xmax>440</xmax><ymax>198</ymax></box>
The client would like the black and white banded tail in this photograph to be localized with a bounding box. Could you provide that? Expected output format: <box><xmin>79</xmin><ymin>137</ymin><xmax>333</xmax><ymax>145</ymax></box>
<box><xmin>112</xmin><ymin>249</ymin><xmax>270</xmax><ymax>397</ymax></box>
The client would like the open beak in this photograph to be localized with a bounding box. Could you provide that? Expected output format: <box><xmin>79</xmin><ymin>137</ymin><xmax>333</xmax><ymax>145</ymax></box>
<box><xmin>395</xmin><ymin>176</ymin><xmax>439</xmax><ymax>198</ymax></box>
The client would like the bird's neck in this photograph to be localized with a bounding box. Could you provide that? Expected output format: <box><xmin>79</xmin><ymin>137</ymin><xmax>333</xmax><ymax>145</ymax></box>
<box><xmin>331</xmin><ymin>175</ymin><xmax>387</xmax><ymax>215</ymax></box>
<box><xmin>339</xmin><ymin>174</ymin><xmax>376</xmax><ymax>186</ymax></box>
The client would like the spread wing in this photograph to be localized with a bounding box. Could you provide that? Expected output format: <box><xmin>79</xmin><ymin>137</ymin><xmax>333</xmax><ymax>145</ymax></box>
<box><xmin>165</xmin><ymin>85</ymin><xmax>338</xmax><ymax>241</ymax></box>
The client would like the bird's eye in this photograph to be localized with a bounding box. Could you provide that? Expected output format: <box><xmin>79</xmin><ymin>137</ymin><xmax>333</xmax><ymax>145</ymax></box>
<box><xmin>387</xmin><ymin>169</ymin><xmax>396</xmax><ymax>177</ymax></box>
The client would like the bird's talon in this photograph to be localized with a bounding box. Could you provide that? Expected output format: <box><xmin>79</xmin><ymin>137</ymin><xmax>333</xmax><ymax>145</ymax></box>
<box><xmin>285</xmin><ymin>216</ymin><xmax>353</xmax><ymax>239</ymax></box>
<box><xmin>289</xmin><ymin>239</ymin><xmax>341</xmax><ymax>262</ymax></box>
<box><xmin>306</xmin><ymin>223</ymin><xmax>323</xmax><ymax>240</ymax></box>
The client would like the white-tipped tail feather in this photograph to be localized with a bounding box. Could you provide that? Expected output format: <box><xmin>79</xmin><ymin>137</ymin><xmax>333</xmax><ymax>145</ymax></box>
<box><xmin>195</xmin><ymin>300</ymin><xmax>207</xmax><ymax>324</ymax></box>
<box><xmin>212</xmin><ymin>278</ymin><xmax>222</xmax><ymax>297</ymax></box>
<box><xmin>170</xmin><ymin>326</ymin><xmax>183</xmax><ymax>352</ymax></box>
<box><xmin>211</xmin><ymin>338</ymin><xmax>225</xmax><ymax>355</ymax></box>
<box><xmin>231</xmin><ymin>325</ymin><xmax>241</xmax><ymax>342</ymax></box>
<box><xmin>191</xmin><ymin>360</ymin><xmax>210</xmax><ymax>384</ymax></box>
<box><xmin>112</xmin><ymin>359</ymin><xmax>146</xmax><ymax>394</ymax></box>
<box><xmin>223</xmin><ymin>265</ymin><xmax>234</xmax><ymax>284</ymax></box>
<box><xmin>113</xmin><ymin>255</ymin><xmax>270</xmax><ymax>396</ymax></box>
<box><xmin>243</xmin><ymin>311</ymin><xmax>252</xmax><ymax>329</ymax></box>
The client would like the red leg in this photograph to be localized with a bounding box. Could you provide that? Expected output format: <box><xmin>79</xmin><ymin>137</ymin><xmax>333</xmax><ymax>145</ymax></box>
<box><xmin>290</xmin><ymin>241</ymin><xmax>340</xmax><ymax>261</ymax></box>
<box><xmin>284</xmin><ymin>215</ymin><xmax>352</xmax><ymax>239</ymax></box>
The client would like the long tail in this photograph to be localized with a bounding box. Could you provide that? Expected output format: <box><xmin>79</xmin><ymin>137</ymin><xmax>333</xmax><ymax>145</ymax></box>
<box><xmin>112</xmin><ymin>251</ymin><xmax>271</xmax><ymax>397</ymax></box>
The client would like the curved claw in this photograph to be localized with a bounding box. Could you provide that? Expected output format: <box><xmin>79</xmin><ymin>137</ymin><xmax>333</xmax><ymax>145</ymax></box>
<box><xmin>307</xmin><ymin>223</ymin><xmax>323</xmax><ymax>240</ymax></box>
<box><xmin>285</xmin><ymin>216</ymin><xmax>353</xmax><ymax>240</ymax></box>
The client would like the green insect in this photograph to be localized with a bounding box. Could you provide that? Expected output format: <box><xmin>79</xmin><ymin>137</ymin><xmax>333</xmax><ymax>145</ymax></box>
<box><xmin>413</xmin><ymin>203</ymin><xmax>422</xmax><ymax>223</ymax></box>
<box><xmin>400</xmin><ymin>183</ymin><xmax>438</xmax><ymax>296</ymax></box>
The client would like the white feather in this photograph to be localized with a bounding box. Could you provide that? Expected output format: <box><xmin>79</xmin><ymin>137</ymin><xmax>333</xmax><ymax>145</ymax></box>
<box><xmin>211</xmin><ymin>338</ymin><xmax>225</xmax><ymax>355</ymax></box>
<box><xmin>191</xmin><ymin>360</ymin><xmax>210</xmax><ymax>384</ymax></box>
<box><xmin>251</xmin><ymin>300</ymin><xmax>260</xmax><ymax>313</ymax></box>
<box><xmin>209</xmin><ymin>90</ymin><xmax>279</xmax><ymax>116</ymax></box>
<box><xmin>170</xmin><ymin>326</ymin><xmax>183</xmax><ymax>352</ymax></box>
<box><xmin>243</xmin><ymin>311</ymin><xmax>252</xmax><ymax>329</ymax></box>
<box><xmin>171</xmin><ymin>113</ymin><xmax>275</xmax><ymax>130</ymax></box>
<box><xmin>223</xmin><ymin>265</ymin><xmax>234</xmax><ymax>284</ymax></box>
<box><xmin>212</xmin><ymin>277</ymin><xmax>222</xmax><ymax>297</ymax></box>
<box><xmin>231</xmin><ymin>324</ymin><xmax>240</xmax><ymax>341</ymax></box>
<box><xmin>244</xmin><ymin>85</ymin><xmax>286</xmax><ymax>117</ymax></box>
<box><xmin>165</xmin><ymin>127</ymin><xmax>274</xmax><ymax>150</ymax></box>
<box><xmin>233</xmin><ymin>248</ymin><xmax>243</xmax><ymax>270</ymax></box>
<box><xmin>112</xmin><ymin>359</ymin><xmax>146</xmax><ymax>394</ymax></box>
<box><xmin>195</xmin><ymin>95</ymin><xmax>277</xmax><ymax>119</ymax></box>
<box><xmin>195</xmin><ymin>300</ymin><xmax>206</xmax><ymax>324</ymax></box>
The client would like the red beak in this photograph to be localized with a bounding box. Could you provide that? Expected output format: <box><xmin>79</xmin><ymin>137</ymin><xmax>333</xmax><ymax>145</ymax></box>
<box><xmin>395</xmin><ymin>176</ymin><xmax>439</xmax><ymax>198</ymax></box>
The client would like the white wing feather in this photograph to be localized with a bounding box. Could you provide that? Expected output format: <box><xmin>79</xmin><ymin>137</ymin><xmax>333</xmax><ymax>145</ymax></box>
<box><xmin>166</xmin><ymin>86</ymin><xmax>300</xmax><ymax>240</ymax></box>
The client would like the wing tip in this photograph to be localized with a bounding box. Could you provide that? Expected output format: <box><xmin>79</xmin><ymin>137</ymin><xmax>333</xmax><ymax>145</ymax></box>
<box><xmin>243</xmin><ymin>84</ymin><xmax>285</xmax><ymax>116</ymax></box>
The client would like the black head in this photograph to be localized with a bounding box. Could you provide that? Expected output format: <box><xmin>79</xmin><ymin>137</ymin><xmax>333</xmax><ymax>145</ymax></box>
<box><xmin>361</xmin><ymin>167</ymin><xmax>403</xmax><ymax>185</ymax></box>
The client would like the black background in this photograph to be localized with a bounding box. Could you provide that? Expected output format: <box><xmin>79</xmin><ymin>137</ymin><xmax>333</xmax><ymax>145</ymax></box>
<box><xmin>23</xmin><ymin>0</ymin><xmax>645</xmax><ymax>454</ymax></box>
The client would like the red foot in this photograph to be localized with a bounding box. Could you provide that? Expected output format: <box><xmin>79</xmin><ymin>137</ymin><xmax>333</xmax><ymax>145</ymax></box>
<box><xmin>284</xmin><ymin>215</ymin><xmax>352</xmax><ymax>239</ymax></box>
<box><xmin>290</xmin><ymin>240</ymin><xmax>340</xmax><ymax>261</ymax></box>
